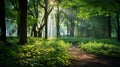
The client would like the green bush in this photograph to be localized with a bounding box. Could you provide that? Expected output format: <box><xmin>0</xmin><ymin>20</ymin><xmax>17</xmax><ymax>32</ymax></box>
<box><xmin>0</xmin><ymin>38</ymin><xmax>70</xmax><ymax>67</ymax></box>
<box><xmin>79</xmin><ymin>41</ymin><xmax>120</xmax><ymax>58</ymax></box>
<box><xmin>59</xmin><ymin>37</ymin><xmax>91</xmax><ymax>44</ymax></box>
<box><xmin>60</xmin><ymin>37</ymin><xmax>120</xmax><ymax>45</ymax></box>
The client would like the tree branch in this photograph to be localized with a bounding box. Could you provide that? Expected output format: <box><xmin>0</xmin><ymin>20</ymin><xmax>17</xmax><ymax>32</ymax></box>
<box><xmin>39</xmin><ymin>0</ymin><xmax>45</xmax><ymax>8</ymax></box>
<box><xmin>27</xmin><ymin>8</ymin><xmax>35</xmax><ymax>17</ymax></box>
<box><xmin>48</xmin><ymin>6</ymin><xmax>53</xmax><ymax>15</ymax></box>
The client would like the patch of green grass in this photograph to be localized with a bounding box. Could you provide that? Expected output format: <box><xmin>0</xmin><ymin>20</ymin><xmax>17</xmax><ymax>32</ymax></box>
<box><xmin>79</xmin><ymin>41</ymin><xmax>120</xmax><ymax>58</ymax></box>
<box><xmin>0</xmin><ymin>38</ymin><xmax>70</xmax><ymax>67</ymax></box>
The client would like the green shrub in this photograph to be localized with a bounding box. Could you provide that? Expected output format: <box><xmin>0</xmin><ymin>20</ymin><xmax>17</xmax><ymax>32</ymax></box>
<box><xmin>79</xmin><ymin>41</ymin><xmax>120</xmax><ymax>58</ymax></box>
<box><xmin>60</xmin><ymin>37</ymin><xmax>120</xmax><ymax>45</ymax></box>
<box><xmin>0</xmin><ymin>38</ymin><xmax>70</xmax><ymax>67</ymax></box>
<box><xmin>59</xmin><ymin>37</ymin><xmax>91</xmax><ymax>44</ymax></box>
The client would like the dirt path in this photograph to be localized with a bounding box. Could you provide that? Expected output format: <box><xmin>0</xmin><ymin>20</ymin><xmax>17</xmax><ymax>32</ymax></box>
<box><xmin>68</xmin><ymin>45</ymin><xmax>120</xmax><ymax>67</ymax></box>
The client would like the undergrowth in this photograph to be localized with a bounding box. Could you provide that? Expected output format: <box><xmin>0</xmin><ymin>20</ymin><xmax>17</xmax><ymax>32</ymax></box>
<box><xmin>60</xmin><ymin>37</ymin><xmax>120</xmax><ymax>45</ymax></box>
<box><xmin>0</xmin><ymin>37</ymin><xmax>70</xmax><ymax>67</ymax></box>
<box><xmin>79</xmin><ymin>41</ymin><xmax>120</xmax><ymax>58</ymax></box>
<box><xmin>60</xmin><ymin>37</ymin><xmax>120</xmax><ymax>58</ymax></box>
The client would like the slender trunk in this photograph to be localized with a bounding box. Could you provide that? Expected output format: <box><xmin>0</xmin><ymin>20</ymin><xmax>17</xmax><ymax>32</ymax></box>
<box><xmin>31</xmin><ymin>0</ymin><xmax>39</xmax><ymax>37</ymax></box>
<box><xmin>106</xmin><ymin>16</ymin><xmax>111</xmax><ymax>38</ymax></box>
<box><xmin>17</xmin><ymin>12</ymin><xmax>20</xmax><ymax>38</ymax></box>
<box><xmin>87</xmin><ymin>28</ymin><xmax>90</xmax><ymax>38</ymax></box>
<box><xmin>9</xmin><ymin>0</ymin><xmax>20</xmax><ymax>38</ymax></box>
<box><xmin>31</xmin><ymin>23</ymin><xmax>37</xmax><ymax>37</ymax></box>
<box><xmin>56</xmin><ymin>4</ymin><xmax>60</xmax><ymax>37</ymax></box>
<box><xmin>116</xmin><ymin>12</ymin><xmax>120</xmax><ymax>42</ymax></box>
<box><xmin>45</xmin><ymin>12</ymin><xmax>48</xmax><ymax>39</ymax></box>
<box><xmin>19</xmin><ymin>0</ymin><xmax>27</xmax><ymax>44</ymax></box>
<box><xmin>44</xmin><ymin>0</ymin><xmax>48</xmax><ymax>39</ymax></box>
<box><xmin>38</xmin><ymin>32</ymin><xmax>42</xmax><ymax>37</ymax></box>
<box><xmin>34</xmin><ymin>24</ymin><xmax>38</xmax><ymax>37</ymax></box>
<box><xmin>70</xmin><ymin>20</ymin><xmax>74</xmax><ymax>37</ymax></box>
<box><xmin>77</xmin><ymin>20</ymin><xmax>79</xmax><ymax>36</ymax></box>
<box><xmin>38</xmin><ymin>23</ymin><xmax>46</xmax><ymax>37</ymax></box>
<box><xmin>0</xmin><ymin>0</ymin><xmax>6</xmax><ymax>42</ymax></box>
<box><xmin>67</xmin><ymin>23</ymin><xmax>70</xmax><ymax>36</ymax></box>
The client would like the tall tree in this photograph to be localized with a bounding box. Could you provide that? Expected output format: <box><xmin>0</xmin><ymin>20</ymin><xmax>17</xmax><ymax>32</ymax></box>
<box><xmin>114</xmin><ymin>0</ymin><xmax>120</xmax><ymax>41</ymax></box>
<box><xmin>9</xmin><ymin>0</ymin><xmax>20</xmax><ymax>37</ymax></box>
<box><xmin>39</xmin><ymin>0</ymin><xmax>53</xmax><ymax>39</ymax></box>
<box><xmin>56</xmin><ymin>2</ymin><xmax>60</xmax><ymax>37</ymax></box>
<box><xmin>116</xmin><ymin>12</ymin><xmax>120</xmax><ymax>41</ymax></box>
<box><xmin>105</xmin><ymin>15</ymin><xmax>111</xmax><ymax>38</ymax></box>
<box><xmin>0</xmin><ymin>0</ymin><xmax>6</xmax><ymax>42</ymax></box>
<box><xmin>44</xmin><ymin>0</ymin><xmax>49</xmax><ymax>39</ymax></box>
<box><xmin>70</xmin><ymin>20</ymin><xmax>74</xmax><ymax>37</ymax></box>
<box><xmin>28</xmin><ymin>0</ymin><xmax>40</xmax><ymax>37</ymax></box>
<box><xmin>19</xmin><ymin>0</ymin><xmax>27</xmax><ymax>44</ymax></box>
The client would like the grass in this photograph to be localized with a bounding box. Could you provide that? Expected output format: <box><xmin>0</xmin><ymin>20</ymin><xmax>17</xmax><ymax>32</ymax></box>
<box><xmin>0</xmin><ymin>37</ymin><xmax>70</xmax><ymax>67</ymax></box>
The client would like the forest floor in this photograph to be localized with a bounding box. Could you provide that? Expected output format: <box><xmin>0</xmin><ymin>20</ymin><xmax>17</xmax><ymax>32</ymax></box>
<box><xmin>68</xmin><ymin>44</ymin><xmax>120</xmax><ymax>67</ymax></box>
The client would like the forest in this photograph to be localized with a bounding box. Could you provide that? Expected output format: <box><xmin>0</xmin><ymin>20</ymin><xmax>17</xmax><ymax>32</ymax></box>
<box><xmin>0</xmin><ymin>0</ymin><xmax>120</xmax><ymax>67</ymax></box>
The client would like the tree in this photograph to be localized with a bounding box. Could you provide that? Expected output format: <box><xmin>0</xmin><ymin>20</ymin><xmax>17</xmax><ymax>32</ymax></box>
<box><xmin>64</xmin><ymin>9</ymin><xmax>77</xmax><ymax>37</ymax></box>
<box><xmin>0</xmin><ymin>0</ymin><xmax>6</xmax><ymax>42</ymax></box>
<box><xmin>114</xmin><ymin>0</ymin><xmax>120</xmax><ymax>41</ymax></box>
<box><xmin>9</xmin><ymin>0</ymin><xmax>20</xmax><ymax>37</ymax></box>
<box><xmin>116</xmin><ymin>12</ymin><xmax>120</xmax><ymax>41</ymax></box>
<box><xmin>56</xmin><ymin>1</ymin><xmax>60</xmax><ymax>37</ymax></box>
<box><xmin>19</xmin><ymin>0</ymin><xmax>27</xmax><ymax>44</ymax></box>
<box><xmin>44</xmin><ymin>0</ymin><xmax>49</xmax><ymax>39</ymax></box>
<box><xmin>56</xmin><ymin>0</ymin><xmax>62</xmax><ymax>37</ymax></box>
<box><xmin>62</xmin><ymin>0</ymin><xmax>118</xmax><ymax>38</ymax></box>
<box><xmin>39</xmin><ymin>0</ymin><xmax>53</xmax><ymax>39</ymax></box>
<box><xmin>105</xmin><ymin>15</ymin><xmax>111</xmax><ymax>38</ymax></box>
<box><xmin>28</xmin><ymin>0</ymin><xmax>40</xmax><ymax>37</ymax></box>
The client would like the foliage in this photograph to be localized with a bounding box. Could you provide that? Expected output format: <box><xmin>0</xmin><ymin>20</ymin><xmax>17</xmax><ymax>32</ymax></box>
<box><xmin>60</xmin><ymin>37</ymin><xmax>120</xmax><ymax>44</ymax></box>
<box><xmin>61</xmin><ymin>0</ymin><xmax>120</xmax><ymax>19</ymax></box>
<box><xmin>59</xmin><ymin>37</ymin><xmax>91</xmax><ymax>44</ymax></box>
<box><xmin>60</xmin><ymin>37</ymin><xmax>120</xmax><ymax>58</ymax></box>
<box><xmin>79</xmin><ymin>41</ymin><xmax>120</xmax><ymax>58</ymax></box>
<box><xmin>0</xmin><ymin>38</ymin><xmax>70</xmax><ymax>67</ymax></box>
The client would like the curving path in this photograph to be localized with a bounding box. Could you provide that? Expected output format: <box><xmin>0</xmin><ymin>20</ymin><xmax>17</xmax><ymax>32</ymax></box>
<box><xmin>67</xmin><ymin>45</ymin><xmax>120</xmax><ymax>67</ymax></box>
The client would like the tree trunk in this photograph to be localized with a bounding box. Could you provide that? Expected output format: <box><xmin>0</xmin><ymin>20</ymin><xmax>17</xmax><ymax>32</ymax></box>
<box><xmin>106</xmin><ymin>16</ymin><xmax>111</xmax><ymax>38</ymax></box>
<box><xmin>38</xmin><ymin>23</ymin><xmax>46</xmax><ymax>37</ymax></box>
<box><xmin>70</xmin><ymin>20</ymin><xmax>74</xmax><ymax>37</ymax></box>
<box><xmin>87</xmin><ymin>28</ymin><xmax>90</xmax><ymax>38</ymax></box>
<box><xmin>0</xmin><ymin>0</ymin><xmax>6</xmax><ymax>42</ymax></box>
<box><xmin>9</xmin><ymin>0</ymin><xmax>20</xmax><ymax>38</ymax></box>
<box><xmin>31</xmin><ymin>23</ymin><xmax>38</xmax><ymax>37</ymax></box>
<box><xmin>116</xmin><ymin>12</ymin><xmax>120</xmax><ymax>42</ymax></box>
<box><xmin>56</xmin><ymin>4</ymin><xmax>60</xmax><ymax>37</ymax></box>
<box><xmin>38</xmin><ymin>32</ymin><xmax>42</xmax><ymax>37</ymax></box>
<box><xmin>67</xmin><ymin>22</ymin><xmax>70</xmax><ymax>36</ymax></box>
<box><xmin>17</xmin><ymin>12</ymin><xmax>20</xmax><ymax>38</ymax></box>
<box><xmin>19</xmin><ymin>0</ymin><xmax>27</xmax><ymax>44</ymax></box>
<box><xmin>45</xmin><ymin>12</ymin><xmax>48</xmax><ymax>39</ymax></box>
<box><xmin>77</xmin><ymin>20</ymin><xmax>80</xmax><ymax>37</ymax></box>
<box><xmin>44</xmin><ymin>0</ymin><xmax>48</xmax><ymax>39</ymax></box>
<box><xmin>30</xmin><ymin>0</ymin><xmax>39</xmax><ymax>37</ymax></box>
